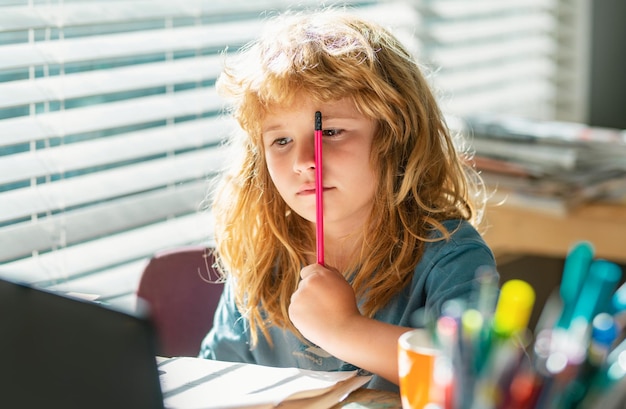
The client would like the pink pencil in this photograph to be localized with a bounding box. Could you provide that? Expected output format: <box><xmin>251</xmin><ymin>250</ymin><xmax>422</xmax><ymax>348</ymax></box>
<box><xmin>314</xmin><ymin>111</ymin><xmax>324</xmax><ymax>266</ymax></box>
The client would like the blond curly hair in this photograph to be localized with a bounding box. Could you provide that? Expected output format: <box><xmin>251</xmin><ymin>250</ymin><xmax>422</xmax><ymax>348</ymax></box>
<box><xmin>209</xmin><ymin>9</ymin><xmax>487</xmax><ymax>345</ymax></box>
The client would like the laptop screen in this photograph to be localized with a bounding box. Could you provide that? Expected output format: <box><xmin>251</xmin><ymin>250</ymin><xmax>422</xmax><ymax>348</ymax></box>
<box><xmin>0</xmin><ymin>277</ymin><xmax>165</xmax><ymax>409</ymax></box>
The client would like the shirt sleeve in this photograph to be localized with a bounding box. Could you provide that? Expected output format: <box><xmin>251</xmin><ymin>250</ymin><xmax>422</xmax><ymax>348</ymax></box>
<box><xmin>198</xmin><ymin>279</ymin><xmax>256</xmax><ymax>363</ymax></box>
<box><xmin>420</xmin><ymin>220</ymin><xmax>497</xmax><ymax>319</ymax></box>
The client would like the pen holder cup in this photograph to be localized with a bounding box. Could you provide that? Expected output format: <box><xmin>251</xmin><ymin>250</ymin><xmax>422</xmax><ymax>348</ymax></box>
<box><xmin>398</xmin><ymin>329</ymin><xmax>451</xmax><ymax>409</ymax></box>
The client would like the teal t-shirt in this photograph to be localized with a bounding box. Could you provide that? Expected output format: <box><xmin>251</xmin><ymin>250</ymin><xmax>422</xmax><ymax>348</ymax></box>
<box><xmin>199</xmin><ymin>219</ymin><xmax>496</xmax><ymax>392</ymax></box>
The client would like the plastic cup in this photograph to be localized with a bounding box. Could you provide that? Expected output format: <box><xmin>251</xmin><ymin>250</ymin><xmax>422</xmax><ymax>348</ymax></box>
<box><xmin>398</xmin><ymin>329</ymin><xmax>449</xmax><ymax>409</ymax></box>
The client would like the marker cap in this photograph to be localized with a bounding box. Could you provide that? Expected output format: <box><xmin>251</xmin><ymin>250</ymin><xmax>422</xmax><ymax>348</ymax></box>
<box><xmin>493</xmin><ymin>279</ymin><xmax>535</xmax><ymax>338</ymax></box>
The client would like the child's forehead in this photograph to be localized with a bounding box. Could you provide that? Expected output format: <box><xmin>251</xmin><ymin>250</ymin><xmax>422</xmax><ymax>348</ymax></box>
<box><xmin>261</xmin><ymin>88</ymin><xmax>327</xmax><ymax>108</ymax></box>
<box><xmin>262</xmin><ymin>96</ymin><xmax>360</xmax><ymax>119</ymax></box>
<box><xmin>264</xmin><ymin>94</ymin><xmax>317</xmax><ymax>112</ymax></box>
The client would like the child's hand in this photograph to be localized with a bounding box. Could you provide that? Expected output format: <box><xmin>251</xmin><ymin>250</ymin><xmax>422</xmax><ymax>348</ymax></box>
<box><xmin>288</xmin><ymin>263</ymin><xmax>361</xmax><ymax>347</ymax></box>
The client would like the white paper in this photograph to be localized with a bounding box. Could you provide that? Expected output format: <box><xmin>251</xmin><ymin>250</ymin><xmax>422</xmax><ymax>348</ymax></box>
<box><xmin>157</xmin><ymin>357</ymin><xmax>370</xmax><ymax>409</ymax></box>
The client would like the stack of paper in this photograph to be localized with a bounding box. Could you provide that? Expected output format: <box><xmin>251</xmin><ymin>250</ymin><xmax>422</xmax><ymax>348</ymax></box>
<box><xmin>157</xmin><ymin>357</ymin><xmax>371</xmax><ymax>409</ymax></box>
<box><xmin>454</xmin><ymin>113</ymin><xmax>626</xmax><ymax>215</ymax></box>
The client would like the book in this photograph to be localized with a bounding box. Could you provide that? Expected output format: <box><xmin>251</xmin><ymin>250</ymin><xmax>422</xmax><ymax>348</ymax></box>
<box><xmin>451</xmin><ymin>113</ymin><xmax>626</xmax><ymax>215</ymax></box>
<box><xmin>157</xmin><ymin>356</ymin><xmax>372</xmax><ymax>409</ymax></box>
<box><xmin>481</xmin><ymin>168</ymin><xmax>626</xmax><ymax>217</ymax></box>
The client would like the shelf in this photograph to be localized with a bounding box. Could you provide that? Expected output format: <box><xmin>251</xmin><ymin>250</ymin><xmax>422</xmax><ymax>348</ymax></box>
<box><xmin>482</xmin><ymin>201</ymin><xmax>626</xmax><ymax>264</ymax></box>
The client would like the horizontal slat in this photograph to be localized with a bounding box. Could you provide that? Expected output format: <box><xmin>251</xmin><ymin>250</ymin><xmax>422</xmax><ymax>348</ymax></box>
<box><xmin>436</xmin><ymin>59</ymin><xmax>555</xmax><ymax>92</ymax></box>
<box><xmin>0</xmin><ymin>180</ymin><xmax>210</xmax><ymax>262</ymax></box>
<box><xmin>349</xmin><ymin>1</ymin><xmax>421</xmax><ymax>27</ymax></box>
<box><xmin>443</xmin><ymin>81</ymin><xmax>554</xmax><ymax>117</ymax></box>
<box><xmin>0</xmin><ymin>87</ymin><xmax>221</xmax><ymax>147</ymax></box>
<box><xmin>47</xmin><ymin>259</ymin><xmax>149</xmax><ymax>305</ymax></box>
<box><xmin>0</xmin><ymin>1</ymin><xmax>423</xmax><ymax>298</ymax></box>
<box><xmin>0</xmin><ymin>1</ymin><xmax>204</xmax><ymax>32</ymax></box>
<box><xmin>428</xmin><ymin>14</ymin><xmax>555</xmax><ymax>43</ymax></box>
<box><xmin>0</xmin><ymin>116</ymin><xmax>234</xmax><ymax>185</ymax></box>
<box><xmin>424</xmin><ymin>0</ymin><xmax>551</xmax><ymax>18</ymax></box>
<box><xmin>0</xmin><ymin>145</ymin><xmax>228</xmax><ymax>224</ymax></box>
<box><xmin>0</xmin><ymin>211</ymin><xmax>214</xmax><ymax>285</ymax></box>
<box><xmin>0</xmin><ymin>22</ymin><xmax>260</xmax><ymax>71</ymax></box>
<box><xmin>0</xmin><ymin>2</ymin><xmax>416</xmax><ymax>72</ymax></box>
<box><xmin>0</xmin><ymin>55</ymin><xmax>224</xmax><ymax>110</ymax></box>
<box><xmin>0</xmin><ymin>0</ymin><xmax>326</xmax><ymax>33</ymax></box>
<box><xmin>428</xmin><ymin>36</ymin><xmax>556</xmax><ymax>69</ymax></box>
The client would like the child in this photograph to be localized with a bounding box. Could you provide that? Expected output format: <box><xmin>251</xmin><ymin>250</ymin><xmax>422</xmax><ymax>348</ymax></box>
<box><xmin>200</xmin><ymin>9</ymin><xmax>497</xmax><ymax>392</ymax></box>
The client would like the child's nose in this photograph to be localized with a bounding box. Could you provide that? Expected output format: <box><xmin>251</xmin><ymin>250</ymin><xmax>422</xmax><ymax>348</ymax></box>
<box><xmin>293</xmin><ymin>137</ymin><xmax>316</xmax><ymax>174</ymax></box>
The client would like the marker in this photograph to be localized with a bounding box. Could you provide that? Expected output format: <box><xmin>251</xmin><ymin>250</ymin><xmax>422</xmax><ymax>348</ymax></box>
<box><xmin>314</xmin><ymin>111</ymin><xmax>324</xmax><ymax>266</ymax></box>
<box><xmin>461</xmin><ymin>309</ymin><xmax>484</xmax><ymax>360</ymax></box>
<box><xmin>471</xmin><ymin>266</ymin><xmax>498</xmax><ymax>374</ymax></box>
<box><xmin>556</xmin><ymin>241</ymin><xmax>594</xmax><ymax>329</ymax></box>
<box><xmin>570</xmin><ymin>259</ymin><xmax>622</xmax><ymax>325</ymax></box>
<box><xmin>578</xmin><ymin>335</ymin><xmax>626</xmax><ymax>407</ymax></box>
<box><xmin>473</xmin><ymin>265</ymin><xmax>499</xmax><ymax>317</ymax></box>
<box><xmin>504</xmin><ymin>370</ymin><xmax>543</xmax><ymax>409</ymax></box>
<box><xmin>492</xmin><ymin>280</ymin><xmax>535</xmax><ymax>386</ymax></box>
<box><xmin>610</xmin><ymin>280</ymin><xmax>626</xmax><ymax>314</ymax></box>
<box><xmin>461</xmin><ymin>309</ymin><xmax>483</xmax><ymax>365</ymax></box>
<box><xmin>492</xmin><ymin>279</ymin><xmax>536</xmax><ymax>339</ymax></box>
<box><xmin>534</xmin><ymin>289</ymin><xmax>563</xmax><ymax>333</ymax></box>
<box><xmin>557</xmin><ymin>313</ymin><xmax>619</xmax><ymax>408</ymax></box>
<box><xmin>435</xmin><ymin>315</ymin><xmax>458</xmax><ymax>409</ymax></box>
<box><xmin>473</xmin><ymin>279</ymin><xmax>535</xmax><ymax>407</ymax></box>
<box><xmin>441</xmin><ymin>298</ymin><xmax>465</xmax><ymax>325</ymax></box>
<box><xmin>536</xmin><ymin>261</ymin><xmax>621</xmax><ymax>409</ymax></box>
<box><xmin>588</xmin><ymin>313</ymin><xmax>618</xmax><ymax>366</ymax></box>
<box><xmin>460</xmin><ymin>308</ymin><xmax>482</xmax><ymax>406</ymax></box>
<box><xmin>611</xmin><ymin>281</ymin><xmax>626</xmax><ymax>330</ymax></box>
<box><xmin>605</xmin><ymin>336</ymin><xmax>626</xmax><ymax>379</ymax></box>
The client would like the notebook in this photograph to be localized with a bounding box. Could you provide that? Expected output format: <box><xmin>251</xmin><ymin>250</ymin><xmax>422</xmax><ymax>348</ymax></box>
<box><xmin>0</xmin><ymin>276</ymin><xmax>165</xmax><ymax>409</ymax></box>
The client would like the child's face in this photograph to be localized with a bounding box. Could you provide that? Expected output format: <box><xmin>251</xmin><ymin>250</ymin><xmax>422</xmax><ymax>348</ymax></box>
<box><xmin>261</xmin><ymin>96</ymin><xmax>377</xmax><ymax>235</ymax></box>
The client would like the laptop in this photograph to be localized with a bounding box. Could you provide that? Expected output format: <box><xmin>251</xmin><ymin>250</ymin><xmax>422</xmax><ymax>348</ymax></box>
<box><xmin>0</xmin><ymin>276</ymin><xmax>165</xmax><ymax>409</ymax></box>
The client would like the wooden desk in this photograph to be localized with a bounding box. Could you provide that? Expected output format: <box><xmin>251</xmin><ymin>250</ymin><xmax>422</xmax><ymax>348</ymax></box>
<box><xmin>482</xmin><ymin>201</ymin><xmax>626</xmax><ymax>264</ymax></box>
<box><xmin>333</xmin><ymin>388</ymin><xmax>402</xmax><ymax>408</ymax></box>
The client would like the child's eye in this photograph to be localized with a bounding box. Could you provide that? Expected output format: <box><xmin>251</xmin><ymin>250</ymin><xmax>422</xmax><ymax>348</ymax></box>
<box><xmin>323</xmin><ymin>129</ymin><xmax>343</xmax><ymax>137</ymax></box>
<box><xmin>271</xmin><ymin>137</ymin><xmax>292</xmax><ymax>146</ymax></box>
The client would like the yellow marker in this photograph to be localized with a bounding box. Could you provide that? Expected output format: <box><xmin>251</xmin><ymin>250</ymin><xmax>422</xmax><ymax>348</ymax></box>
<box><xmin>462</xmin><ymin>309</ymin><xmax>484</xmax><ymax>339</ymax></box>
<box><xmin>493</xmin><ymin>279</ymin><xmax>536</xmax><ymax>338</ymax></box>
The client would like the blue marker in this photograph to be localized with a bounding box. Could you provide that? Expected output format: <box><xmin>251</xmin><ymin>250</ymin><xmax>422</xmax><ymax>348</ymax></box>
<box><xmin>611</xmin><ymin>281</ymin><xmax>626</xmax><ymax>332</ymax></box>
<box><xmin>588</xmin><ymin>313</ymin><xmax>618</xmax><ymax>365</ymax></box>
<box><xmin>557</xmin><ymin>313</ymin><xmax>619</xmax><ymax>408</ymax></box>
<box><xmin>578</xmin><ymin>334</ymin><xmax>626</xmax><ymax>407</ymax></box>
<box><xmin>571</xmin><ymin>259</ymin><xmax>622</xmax><ymax>325</ymax></box>
<box><xmin>556</xmin><ymin>241</ymin><xmax>594</xmax><ymax>329</ymax></box>
<box><xmin>610</xmin><ymin>281</ymin><xmax>626</xmax><ymax>314</ymax></box>
<box><xmin>537</xmin><ymin>260</ymin><xmax>621</xmax><ymax>409</ymax></box>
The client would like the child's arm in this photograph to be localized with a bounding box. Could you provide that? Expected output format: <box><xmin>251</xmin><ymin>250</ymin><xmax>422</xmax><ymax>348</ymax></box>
<box><xmin>289</xmin><ymin>263</ymin><xmax>412</xmax><ymax>385</ymax></box>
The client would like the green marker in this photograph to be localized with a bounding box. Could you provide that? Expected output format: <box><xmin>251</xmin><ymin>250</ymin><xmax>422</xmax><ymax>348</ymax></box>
<box><xmin>556</xmin><ymin>241</ymin><xmax>594</xmax><ymax>329</ymax></box>
<box><xmin>571</xmin><ymin>259</ymin><xmax>622</xmax><ymax>325</ymax></box>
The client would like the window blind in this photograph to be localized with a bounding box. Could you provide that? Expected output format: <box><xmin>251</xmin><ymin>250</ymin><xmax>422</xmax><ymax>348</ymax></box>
<box><xmin>0</xmin><ymin>0</ymin><xmax>421</xmax><ymax>308</ymax></box>
<box><xmin>0</xmin><ymin>0</ymin><xmax>566</xmax><ymax>309</ymax></box>
<box><xmin>409</xmin><ymin>0</ymin><xmax>558</xmax><ymax>120</ymax></box>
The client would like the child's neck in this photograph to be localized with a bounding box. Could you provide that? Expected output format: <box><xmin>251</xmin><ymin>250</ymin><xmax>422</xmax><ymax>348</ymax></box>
<box><xmin>322</xmin><ymin>233</ymin><xmax>362</xmax><ymax>273</ymax></box>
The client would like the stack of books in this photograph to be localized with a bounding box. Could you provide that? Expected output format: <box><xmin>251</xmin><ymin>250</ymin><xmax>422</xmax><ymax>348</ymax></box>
<box><xmin>454</xmin><ymin>114</ymin><xmax>626</xmax><ymax>216</ymax></box>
